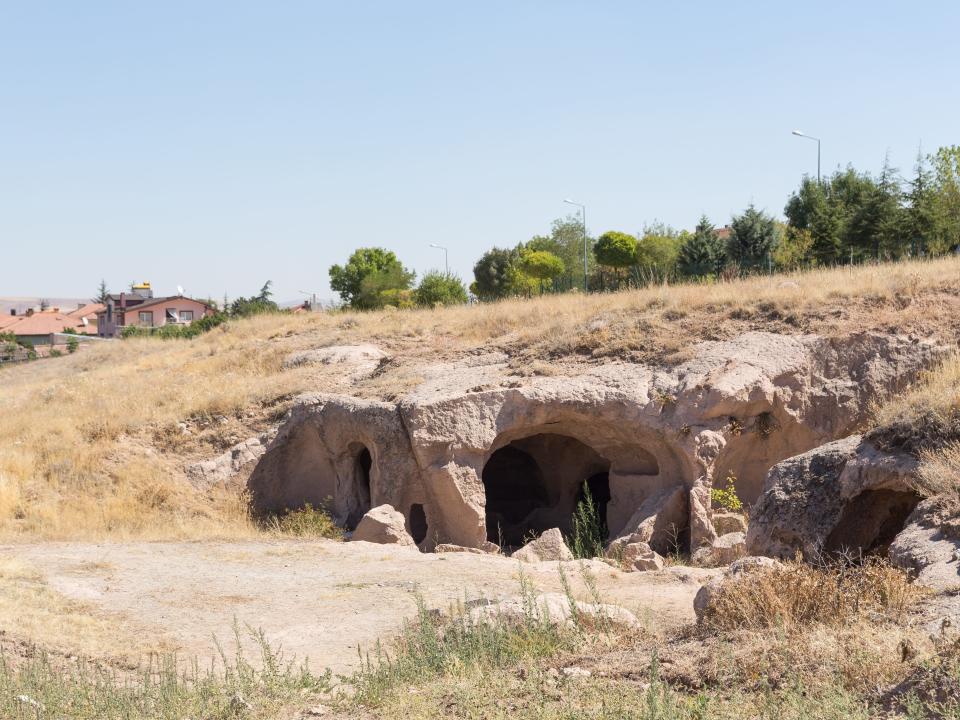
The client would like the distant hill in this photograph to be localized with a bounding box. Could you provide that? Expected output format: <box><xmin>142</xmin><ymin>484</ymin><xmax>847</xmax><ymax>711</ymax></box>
<box><xmin>0</xmin><ymin>296</ymin><xmax>89</xmax><ymax>317</ymax></box>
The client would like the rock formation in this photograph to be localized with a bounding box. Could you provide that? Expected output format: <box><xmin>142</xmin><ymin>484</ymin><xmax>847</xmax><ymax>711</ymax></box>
<box><xmin>512</xmin><ymin>528</ymin><xmax>574</xmax><ymax>563</ymax></box>
<box><xmin>350</xmin><ymin>504</ymin><xmax>416</xmax><ymax>546</ymax></box>
<box><xmin>249</xmin><ymin>331</ymin><xmax>944</xmax><ymax>552</ymax></box>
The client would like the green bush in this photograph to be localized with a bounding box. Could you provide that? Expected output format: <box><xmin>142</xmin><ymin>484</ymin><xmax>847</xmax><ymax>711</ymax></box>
<box><xmin>414</xmin><ymin>271</ymin><xmax>468</xmax><ymax>307</ymax></box>
<box><xmin>269</xmin><ymin>503</ymin><xmax>342</xmax><ymax>539</ymax></box>
<box><xmin>711</xmin><ymin>475</ymin><xmax>743</xmax><ymax>512</ymax></box>
<box><xmin>67</xmin><ymin>336</ymin><xmax>79</xmax><ymax>353</ymax></box>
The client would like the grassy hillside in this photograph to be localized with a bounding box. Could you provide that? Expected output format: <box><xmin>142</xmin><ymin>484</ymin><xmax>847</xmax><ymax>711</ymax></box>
<box><xmin>2</xmin><ymin>256</ymin><xmax>960</xmax><ymax>541</ymax></box>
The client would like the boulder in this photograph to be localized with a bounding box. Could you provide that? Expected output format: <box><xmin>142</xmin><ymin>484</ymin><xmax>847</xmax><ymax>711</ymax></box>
<box><xmin>606</xmin><ymin>536</ymin><xmax>664</xmax><ymax>571</ymax></box>
<box><xmin>692</xmin><ymin>532</ymin><xmax>746</xmax><ymax>567</ymax></box>
<box><xmin>693</xmin><ymin>556</ymin><xmax>782</xmax><ymax>621</ymax></box>
<box><xmin>888</xmin><ymin>499</ymin><xmax>960</xmax><ymax>591</ymax></box>
<box><xmin>512</xmin><ymin>528</ymin><xmax>573</xmax><ymax>563</ymax></box>
<box><xmin>746</xmin><ymin>435</ymin><xmax>921</xmax><ymax>559</ymax></box>
<box><xmin>615</xmin><ymin>486</ymin><xmax>688</xmax><ymax>555</ymax></box>
<box><xmin>712</xmin><ymin>511</ymin><xmax>748</xmax><ymax>536</ymax></box>
<box><xmin>351</xmin><ymin>505</ymin><xmax>416</xmax><ymax>547</ymax></box>
<box><xmin>187</xmin><ymin>437</ymin><xmax>266</xmax><ymax>489</ymax></box>
<box><xmin>467</xmin><ymin>592</ymin><xmax>640</xmax><ymax>630</ymax></box>
<box><xmin>283</xmin><ymin>344</ymin><xmax>387</xmax><ymax>373</ymax></box>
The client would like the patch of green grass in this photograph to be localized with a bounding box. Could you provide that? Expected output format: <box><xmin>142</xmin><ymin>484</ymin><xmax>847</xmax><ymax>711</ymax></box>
<box><xmin>0</xmin><ymin>625</ymin><xmax>331</xmax><ymax>720</ymax></box>
<box><xmin>268</xmin><ymin>503</ymin><xmax>343</xmax><ymax>540</ymax></box>
<box><xmin>569</xmin><ymin>482</ymin><xmax>606</xmax><ymax>560</ymax></box>
<box><xmin>348</xmin><ymin>573</ymin><xmax>577</xmax><ymax>708</ymax></box>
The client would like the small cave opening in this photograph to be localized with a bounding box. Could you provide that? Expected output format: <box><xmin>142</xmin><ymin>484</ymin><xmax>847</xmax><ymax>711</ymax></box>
<box><xmin>824</xmin><ymin>489</ymin><xmax>922</xmax><ymax>558</ymax></box>
<box><xmin>481</xmin><ymin>433</ymin><xmax>610</xmax><ymax>547</ymax></box>
<box><xmin>345</xmin><ymin>443</ymin><xmax>373</xmax><ymax>529</ymax></box>
<box><xmin>409</xmin><ymin>503</ymin><xmax>428</xmax><ymax>545</ymax></box>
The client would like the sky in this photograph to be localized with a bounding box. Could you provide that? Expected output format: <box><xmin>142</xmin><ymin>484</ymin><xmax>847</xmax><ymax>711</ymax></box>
<box><xmin>2</xmin><ymin>1</ymin><xmax>958</xmax><ymax>303</ymax></box>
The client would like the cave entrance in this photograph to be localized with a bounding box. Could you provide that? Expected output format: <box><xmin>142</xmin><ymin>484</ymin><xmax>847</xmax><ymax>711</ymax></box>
<box><xmin>345</xmin><ymin>443</ymin><xmax>373</xmax><ymax>529</ymax></box>
<box><xmin>824</xmin><ymin>489</ymin><xmax>922</xmax><ymax>558</ymax></box>
<box><xmin>409</xmin><ymin>503</ymin><xmax>428</xmax><ymax>545</ymax></box>
<box><xmin>481</xmin><ymin>433</ymin><xmax>610</xmax><ymax>547</ymax></box>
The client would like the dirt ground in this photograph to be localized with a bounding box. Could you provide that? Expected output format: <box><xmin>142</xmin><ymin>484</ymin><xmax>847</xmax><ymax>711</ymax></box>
<box><xmin>1</xmin><ymin>539</ymin><xmax>713</xmax><ymax>674</ymax></box>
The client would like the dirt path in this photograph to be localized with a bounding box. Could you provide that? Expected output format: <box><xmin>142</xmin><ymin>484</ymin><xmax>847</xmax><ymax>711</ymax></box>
<box><xmin>3</xmin><ymin>540</ymin><xmax>713</xmax><ymax>674</ymax></box>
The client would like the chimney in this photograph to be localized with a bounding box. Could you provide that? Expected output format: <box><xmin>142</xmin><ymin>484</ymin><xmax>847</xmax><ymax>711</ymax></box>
<box><xmin>8</xmin><ymin>309</ymin><xmax>15</xmax><ymax>317</ymax></box>
<box><xmin>26</xmin><ymin>308</ymin><xmax>34</xmax><ymax>317</ymax></box>
<box><xmin>120</xmin><ymin>292</ymin><xmax>126</xmax><ymax>309</ymax></box>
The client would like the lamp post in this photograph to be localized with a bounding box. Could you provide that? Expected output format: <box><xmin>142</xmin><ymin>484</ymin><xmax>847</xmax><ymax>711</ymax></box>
<box><xmin>429</xmin><ymin>243</ymin><xmax>449</xmax><ymax>276</ymax></box>
<box><xmin>563</xmin><ymin>199</ymin><xmax>588</xmax><ymax>291</ymax></box>
<box><xmin>791</xmin><ymin>130</ymin><xmax>821</xmax><ymax>184</ymax></box>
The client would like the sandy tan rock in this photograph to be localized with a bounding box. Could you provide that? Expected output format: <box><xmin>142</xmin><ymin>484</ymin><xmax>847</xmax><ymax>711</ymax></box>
<box><xmin>712</xmin><ymin>511</ymin><xmax>748</xmax><ymax>536</ymax></box>
<box><xmin>283</xmin><ymin>344</ymin><xmax>387</xmax><ymax>371</ymax></box>
<box><xmin>616</xmin><ymin>486</ymin><xmax>688</xmax><ymax>555</ymax></box>
<box><xmin>512</xmin><ymin>528</ymin><xmax>573</xmax><ymax>563</ymax></box>
<box><xmin>692</xmin><ymin>532</ymin><xmax>746</xmax><ymax>567</ymax></box>
<box><xmin>187</xmin><ymin>437</ymin><xmax>266</xmax><ymax>489</ymax></box>
<box><xmin>351</xmin><ymin>505</ymin><xmax>416</xmax><ymax>546</ymax></box>
<box><xmin>435</xmin><ymin>541</ymin><xmax>500</xmax><ymax>555</ymax></box>
<box><xmin>621</xmin><ymin>541</ymin><xmax>665</xmax><ymax>571</ymax></box>
<box><xmin>889</xmin><ymin>500</ymin><xmax>960</xmax><ymax>591</ymax></box>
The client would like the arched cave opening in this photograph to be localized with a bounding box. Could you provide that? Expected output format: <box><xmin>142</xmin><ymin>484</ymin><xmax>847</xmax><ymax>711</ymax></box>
<box><xmin>345</xmin><ymin>443</ymin><xmax>373</xmax><ymax>529</ymax></box>
<box><xmin>824</xmin><ymin>489</ymin><xmax>922</xmax><ymax>558</ymax></box>
<box><xmin>481</xmin><ymin>433</ymin><xmax>610</xmax><ymax>547</ymax></box>
<box><xmin>409</xmin><ymin>503</ymin><xmax>428</xmax><ymax>545</ymax></box>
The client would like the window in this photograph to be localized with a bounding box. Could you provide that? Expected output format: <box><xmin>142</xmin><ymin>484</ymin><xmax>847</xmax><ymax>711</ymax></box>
<box><xmin>180</xmin><ymin>310</ymin><xmax>194</xmax><ymax>323</ymax></box>
<box><xmin>138</xmin><ymin>311</ymin><xmax>153</xmax><ymax>327</ymax></box>
<box><xmin>165</xmin><ymin>308</ymin><xmax>178</xmax><ymax>323</ymax></box>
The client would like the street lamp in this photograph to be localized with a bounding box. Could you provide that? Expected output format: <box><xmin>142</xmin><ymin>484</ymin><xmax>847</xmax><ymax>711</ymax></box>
<box><xmin>429</xmin><ymin>243</ymin><xmax>449</xmax><ymax>276</ymax></box>
<box><xmin>791</xmin><ymin>130</ymin><xmax>821</xmax><ymax>184</ymax></box>
<box><xmin>563</xmin><ymin>199</ymin><xmax>588</xmax><ymax>292</ymax></box>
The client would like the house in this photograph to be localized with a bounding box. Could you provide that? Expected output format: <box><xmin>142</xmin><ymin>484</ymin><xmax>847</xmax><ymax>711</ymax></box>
<box><xmin>96</xmin><ymin>282</ymin><xmax>216</xmax><ymax>338</ymax></box>
<box><xmin>0</xmin><ymin>308</ymin><xmax>89</xmax><ymax>349</ymax></box>
<box><xmin>65</xmin><ymin>303</ymin><xmax>105</xmax><ymax>334</ymax></box>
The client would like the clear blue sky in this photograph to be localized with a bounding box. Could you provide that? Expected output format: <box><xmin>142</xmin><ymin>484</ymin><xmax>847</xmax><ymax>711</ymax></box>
<box><xmin>2</xmin><ymin>1</ymin><xmax>957</xmax><ymax>302</ymax></box>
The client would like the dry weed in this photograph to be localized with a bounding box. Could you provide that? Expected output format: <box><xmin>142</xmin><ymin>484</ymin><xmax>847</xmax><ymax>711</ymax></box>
<box><xmin>699</xmin><ymin>558</ymin><xmax>922</xmax><ymax>632</ymax></box>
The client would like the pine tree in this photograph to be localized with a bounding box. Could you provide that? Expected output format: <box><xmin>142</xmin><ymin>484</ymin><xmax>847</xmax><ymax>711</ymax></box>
<box><xmin>726</xmin><ymin>205</ymin><xmax>779</xmax><ymax>272</ymax></box>
<box><xmin>904</xmin><ymin>148</ymin><xmax>946</xmax><ymax>256</ymax></box>
<box><xmin>92</xmin><ymin>279</ymin><xmax>110</xmax><ymax>304</ymax></box>
<box><xmin>677</xmin><ymin>215</ymin><xmax>724</xmax><ymax>278</ymax></box>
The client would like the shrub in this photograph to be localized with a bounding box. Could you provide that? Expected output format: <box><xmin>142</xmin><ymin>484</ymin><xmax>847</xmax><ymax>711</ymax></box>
<box><xmin>568</xmin><ymin>482</ymin><xmax>606</xmax><ymax>559</ymax></box>
<box><xmin>698</xmin><ymin>558</ymin><xmax>921</xmax><ymax>632</ymax></box>
<box><xmin>67</xmin><ymin>336</ymin><xmax>79</xmax><ymax>354</ymax></box>
<box><xmin>414</xmin><ymin>271</ymin><xmax>468</xmax><ymax>307</ymax></box>
<box><xmin>711</xmin><ymin>475</ymin><xmax>743</xmax><ymax>512</ymax></box>
<box><xmin>268</xmin><ymin>503</ymin><xmax>342</xmax><ymax>539</ymax></box>
<box><xmin>49</xmin><ymin>349</ymin><xmax>62</xmax><ymax>358</ymax></box>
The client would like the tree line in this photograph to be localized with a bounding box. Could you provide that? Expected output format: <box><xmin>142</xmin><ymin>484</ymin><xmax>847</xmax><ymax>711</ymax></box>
<box><xmin>327</xmin><ymin>145</ymin><xmax>960</xmax><ymax>309</ymax></box>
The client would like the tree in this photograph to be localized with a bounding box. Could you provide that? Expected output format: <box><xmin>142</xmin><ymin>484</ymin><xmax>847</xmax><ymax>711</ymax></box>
<box><xmin>230</xmin><ymin>280</ymin><xmax>280</xmax><ymax>317</ymax></box>
<box><xmin>904</xmin><ymin>149</ymin><xmax>948</xmax><ymax>256</ymax></box>
<box><xmin>519</xmin><ymin>250</ymin><xmax>565</xmax><ymax>294</ymax></box>
<box><xmin>471</xmin><ymin>247</ymin><xmax>519</xmax><ymax>301</ymax></box>
<box><xmin>414</xmin><ymin>271</ymin><xmax>468</xmax><ymax>307</ymax></box>
<box><xmin>593</xmin><ymin>231</ymin><xmax>638</xmax><ymax>288</ymax></box>
<box><xmin>355</xmin><ymin>264</ymin><xmax>416</xmax><ymax>310</ymax></box>
<box><xmin>329</xmin><ymin>248</ymin><xmax>414</xmax><ymax>309</ymax></box>
<box><xmin>635</xmin><ymin>223</ymin><xmax>682</xmax><ymax>283</ymax></box>
<box><xmin>677</xmin><ymin>216</ymin><xmax>724</xmax><ymax>278</ymax></box>
<box><xmin>931</xmin><ymin>145</ymin><xmax>960</xmax><ymax>251</ymax></box>
<box><xmin>772</xmin><ymin>225</ymin><xmax>815</xmax><ymax>271</ymax></box>
<box><xmin>726</xmin><ymin>205</ymin><xmax>780</xmax><ymax>272</ymax></box>
<box><xmin>848</xmin><ymin>154</ymin><xmax>906</xmax><ymax>260</ymax></box>
<box><xmin>92</xmin><ymin>279</ymin><xmax>110</xmax><ymax>304</ymax></box>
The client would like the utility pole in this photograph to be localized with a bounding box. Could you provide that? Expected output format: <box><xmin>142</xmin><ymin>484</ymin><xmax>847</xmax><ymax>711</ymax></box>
<box><xmin>564</xmin><ymin>199</ymin><xmax>588</xmax><ymax>291</ymax></box>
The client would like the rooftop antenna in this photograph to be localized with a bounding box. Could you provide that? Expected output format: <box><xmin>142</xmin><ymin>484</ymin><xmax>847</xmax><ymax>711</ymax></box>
<box><xmin>177</xmin><ymin>285</ymin><xmax>185</xmax><ymax>296</ymax></box>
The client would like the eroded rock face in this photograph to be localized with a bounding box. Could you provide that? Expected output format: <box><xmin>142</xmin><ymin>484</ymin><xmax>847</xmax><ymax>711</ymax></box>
<box><xmin>250</xmin><ymin>331</ymin><xmax>944</xmax><ymax>551</ymax></box>
<box><xmin>693</xmin><ymin>532</ymin><xmax>747</xmax><ymax>567</ymax></box>
<box><xmin>746</xmin><ymin>436</ymin><xmax>922</xmax><ymax>559</ymax></box>
<box><xmin>351</xmin><ymin>504</ymin><xmax>416</xmax><ymax>547</ymax></box>
<box><xmin>889</xmin><ymin>500</ymin><xmax>960</xmax><ymax>591</ymax></box>
<box><xmin>512</xmin><ymin>528</ymin><xmax>574</xmax><ymax>563</ymax></box>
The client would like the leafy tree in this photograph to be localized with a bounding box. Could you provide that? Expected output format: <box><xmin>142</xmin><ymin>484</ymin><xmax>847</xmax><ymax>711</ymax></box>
<box><xmin>519</xmin><ymin>250</ymin><xmax>565</xmax><ymax>294</ymax></box>
<box><xmin>355</xmin><ymin>264</ymin><xmax>416</xmax><ymax>310</ymax></box>
<box><xmin>92</xmin><ymin>279</ymin><xmax>110</xmax><ymax>304</ymax></box>
<box><xmin>772</xmin><ymin>225</ymin><xmax>815</xmax><ymax>271</ymax></box>
<box><xmin>414</xmin><ymin>271</ymin><xmax>468</xmax><ymax>307</ymax></box>
<box><xmin>677</xmin><ymin>215</ymin><xmax>724</xmax><ymax>278</ymax></box>
<box><xmin>635</xmin><ymin>223</ymin><xmax>682</xmax><ymax>283</ymax></box>
<box><xmin>329</xmin><ymin>248</ymin><xmax>414</xmax><ymax>309</ymax></box>
<box><xmin>471</xmin><ymin>247</ymin><xmax>518</xmax><ymax>301</ymax></box>
<box><xmin>726</xmin><ymin>205</ymin><xmax>780</xmax><ymax>272</ymax></box>
<box><xmin>931</xmin><ymin>145</ymin><xmax>960</xmax><ymax>251</ymax></box>
<box><xmin>593</xmin><ymin>231</ymin><xmax>638</xmax><ymax>289</ymax></box>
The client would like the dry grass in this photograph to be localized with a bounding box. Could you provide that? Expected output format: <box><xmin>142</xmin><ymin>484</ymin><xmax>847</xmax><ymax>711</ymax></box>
<box><xmin>697</xmin><ymin>558</ymin><xmax>922</xmax><ymax>632</ymax></box>
<box><xmin>2</xmin><ymin>255</ymin><xmax>959</xmax><ymax>542</ymax></box>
